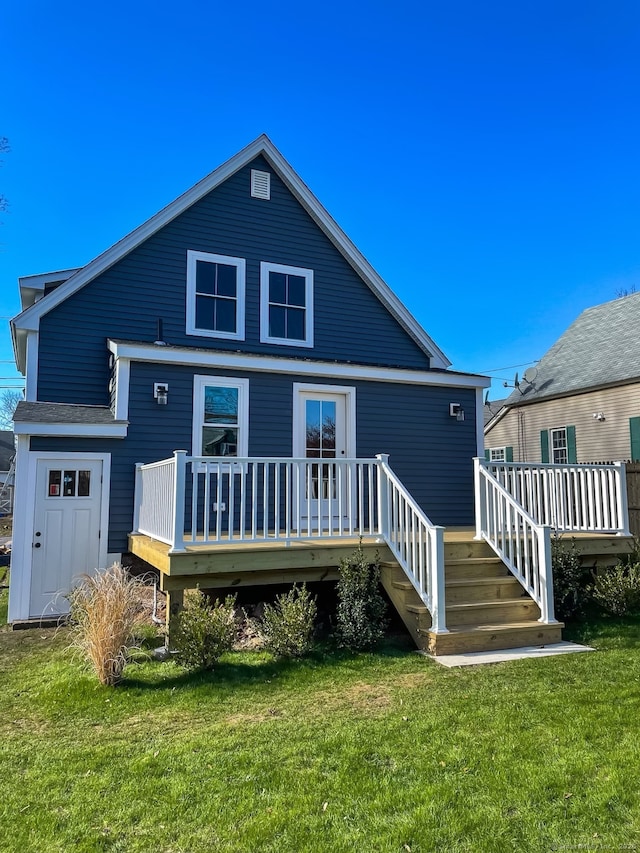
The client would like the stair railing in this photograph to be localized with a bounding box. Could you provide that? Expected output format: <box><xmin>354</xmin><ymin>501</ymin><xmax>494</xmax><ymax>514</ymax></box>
<box><xmin>474</xmin><ymin>458</ymin><xmax>557</xmax><ymax>624</ymax></box>
<box><xmin>376</xmin><ymin>454</ymin><xmax>447</xmax><ymax>633</ymax></box>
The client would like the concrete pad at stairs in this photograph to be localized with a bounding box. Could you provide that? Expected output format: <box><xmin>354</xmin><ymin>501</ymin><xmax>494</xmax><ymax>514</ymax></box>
<box><xmin>422</xmin><ymin>642</ymin><xmax>594</xmax><ymax>668</ymax></box>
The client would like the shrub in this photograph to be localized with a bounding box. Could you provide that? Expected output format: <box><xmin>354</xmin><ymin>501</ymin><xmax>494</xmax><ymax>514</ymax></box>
<box><xmin>551</xmin><ymin>537</ymin><xmax>590</xmax><ymax>621</ymax></box>
<box><xmin>592</xmin><ymin>563</ymin><xmax>640</xmax><ymax>616</ymax></box>
<box><xmin>172</xmin><ymin>590</ymin><xmax>236</xmax><ymax>671</ymax></box>
<box><xmin>67</xmin><ymin>563</ymin><xmax>147</xmax><ymax>686</ymax></box>
<box><xmin>335</xmin><ymin>544</ymin><xmax>388</xmax><ymax>651</ymax></box>
<box><xmin>262</xmin><ymin>584</ymin><xmax>317</xmax><ymax>658</ymax></box>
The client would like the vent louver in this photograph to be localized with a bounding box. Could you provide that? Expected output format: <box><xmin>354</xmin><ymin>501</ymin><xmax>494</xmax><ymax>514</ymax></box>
<box><xmin>251</xmin><ymin>169</ymin><xmax>271</xmax><ymax>200</ymax></box>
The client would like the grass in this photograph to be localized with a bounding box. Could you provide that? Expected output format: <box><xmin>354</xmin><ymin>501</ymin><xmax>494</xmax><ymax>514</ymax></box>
<box><xmin>2</xmin><ymin>619</ymin><xmax>640</xmax><ymax>852</ymax></box>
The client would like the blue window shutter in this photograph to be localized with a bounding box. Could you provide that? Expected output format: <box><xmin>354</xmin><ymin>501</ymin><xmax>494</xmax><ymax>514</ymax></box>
<box><xmin>484</xmin><ymin>449</ymin><xmax>490</xmax><ymax>461</ymax></box>
<box><xmin>540</xmin><ymin>430</ymin><xmax>549</xmax><ymax>463</ymax></box>
<box><xmin>630</xmin><ymin>417</ymin><xmax>640</xmax><ymax>461</ymax></box>
<box><xmin>567</xmin><ymin>425</ymin><xmax>577</xmax><ymax>463</ymax></box>
<box><xmin>506</xmin><ymin>446</ymin><xmax>513</xmax><ymax>462</ymax></box>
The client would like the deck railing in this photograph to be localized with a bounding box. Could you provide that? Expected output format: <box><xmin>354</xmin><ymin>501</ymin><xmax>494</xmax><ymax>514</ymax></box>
<box><xmin>377</xmin><ymin>455</ymin><xmax>446</xmax><ymax>633</ymax></box>
<box><xmin>133</xmin><ymin>451</ymin><xmax>447</xmax><ymax>631</ymax></box>
<box><xmin>474</xmin><ymin>459</ymin><xmax>556</xmax><ymax>624</ymax></box>
<box><xmin>484</xmin><ymin>459</ymin><xmax>630</xmax><ymax>535</ymax></box>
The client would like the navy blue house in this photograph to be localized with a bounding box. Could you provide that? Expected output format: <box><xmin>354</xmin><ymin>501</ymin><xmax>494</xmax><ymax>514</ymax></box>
<box><xmin>9</xmin><ymin>136</ymin><xmax>489</xmax><ymax>623</ymax></box>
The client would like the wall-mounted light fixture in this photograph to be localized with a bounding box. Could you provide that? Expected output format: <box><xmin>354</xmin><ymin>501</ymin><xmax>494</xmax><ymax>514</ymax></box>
<box><xmin>449</xmin><ymin>402</ymin><xmax>465</xmax><ymax>422</ymax></box>
<box><xmin>593</xmin><ymin>412</ymin><xmax>605</xmax><ymax>422</ymax></box>
<box><xmin>154</xmin><ymin>382</ymin><xmax>169</xmax><ymax>405</ymax></box>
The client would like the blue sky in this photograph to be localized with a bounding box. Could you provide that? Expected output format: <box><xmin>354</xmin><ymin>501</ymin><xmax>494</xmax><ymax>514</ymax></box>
<box><xmin>2</xmin><ymin>0</ymin><xmax>640</xmax><ymax>398</ymax></box>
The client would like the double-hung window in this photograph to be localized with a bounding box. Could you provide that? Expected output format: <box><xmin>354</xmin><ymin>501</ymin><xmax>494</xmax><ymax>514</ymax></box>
<box><xmin>550</xmin><ymin>428</ymin><xmax>568</xmax><ymax>464</ymax></box>
<box><xmin>540</xmin><ymin>426</ymin><xmax>576</xmax><ymax>464</ymax></box>
<box><xmin>186</xmin><ymin>251</ymin><xmax>246</xmax><ymax>340</ymax></box>
<box><xmin>192</xmin><ymin>376</ymin><xmax>249</xmax><ymax>458</ymax></box>
<box><xmin>260</xmin><ymin>262</ymin><xmax>313</xmax><ymax>347</ymax></box>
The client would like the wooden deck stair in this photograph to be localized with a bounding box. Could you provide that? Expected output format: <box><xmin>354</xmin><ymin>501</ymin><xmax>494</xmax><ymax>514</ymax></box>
<box><xmin>380</xmin><ymin>538</ymin><xmax>563</xmax><ymax>655</ymax></box>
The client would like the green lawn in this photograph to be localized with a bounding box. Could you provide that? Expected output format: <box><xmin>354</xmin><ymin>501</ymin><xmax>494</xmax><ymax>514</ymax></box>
<box><xmin>2</xmin><ymin>619</ymin><xmax>640</xmax><ymax>853</ymax></box>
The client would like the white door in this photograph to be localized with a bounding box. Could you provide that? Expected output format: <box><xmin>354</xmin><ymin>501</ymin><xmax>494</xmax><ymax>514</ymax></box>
<box><xmin>296</xmin><ymin>392</ymin><xmax>348</xmax><ymax>530</ymax></box>
<box><xmin>30</xmin><ymin>459</ymin><xmax>103</xmax><ymax>618</ymax></box>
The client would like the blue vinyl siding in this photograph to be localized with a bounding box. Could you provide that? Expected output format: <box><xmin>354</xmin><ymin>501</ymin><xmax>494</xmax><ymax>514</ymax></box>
<box><xmin>37</xmin><ymin>154</ymin><xmax>431</xmax><ymax>405</ymax></box>
<box><xmin>31</xmin><ymin>362</ymin><xmax>477</xmax><ymax>552</ymax></box>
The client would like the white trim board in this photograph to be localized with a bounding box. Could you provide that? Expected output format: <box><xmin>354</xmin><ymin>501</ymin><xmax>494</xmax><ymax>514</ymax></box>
<box><xmin>109</xmin><ymin>340</ymin><xmax>490</xmax><ymax>391</ymax></box>
<box><xmin>11</xmin><ymin>135</ymin><xmax>450</xmax><ymax>370</ymax></box>
<box><xmin>13</xmin><ymin>423</ymin><xmax>128</xmax><ymax>438</ymax></box>
<box><xmin>8</xmin><ymin>450</ymin><xmax>112</xmax><ymax>623</ymax></box>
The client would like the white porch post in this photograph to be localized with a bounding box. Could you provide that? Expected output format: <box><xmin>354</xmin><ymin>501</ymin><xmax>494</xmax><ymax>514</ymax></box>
<box><xmin>376</xmin><ymin>453</ymin><xmax>390</xmax><ymax>540</ymax></box>
<box><xmin>615</xmin><ymin>462</ymin><xmax>631</xmax><ymax>536</ymax></box>
<box><xmin>132</xmin><ymin>463</ymin><xmax>143</xmax><ymax>534</ymax></box>
<box><xmin>473</xmin><ymin>457</ymin><xmax>485</xmax><ymax>540</ymax></box>
<box><xmin>536</xmin><ymin>524</ymin><xmax>558</xmax><ymax>624</ymax></box>
<box><xmin>429</xmin><ymin>525</ymin><xmax>448</xmax><ymax>633</ymax></box>
<box><xmin>169</xmin><ymin>450</ymin><xmax>188</xmax><ymax>554</ymax></box>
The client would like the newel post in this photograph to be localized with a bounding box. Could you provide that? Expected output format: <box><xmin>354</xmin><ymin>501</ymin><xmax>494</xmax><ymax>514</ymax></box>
<box><xmin>473</xmin><ymin>457</ymin><xmax>485</xmax><ymax>540</ymax></box>
<box><xmin>537</xmin><ymin>525</ymin><xmax>558</xmax><ymax>624</ymax></box>
<box><xmin>615</xmin><ymin>461</ymin><xmax>631</xmax><ymax>536</ymax></box>
<box><xmin>376</xmin><ymin>454</ymin><xmax>390</xmax><ymax>539</ymax></box>
<box><xmin>430</xmin><ymin>525</ymin><xmax>448</xmax><ymax>633</ymax></box>
<box><xmin>170</xmin><ymin>450</ymin><xmax>188</xmax><ymax>554</ymax></box>
<box><xmin>132</xmin><ymin>463</ymin><xmax>143</xmax><ymax>533</ymax></box>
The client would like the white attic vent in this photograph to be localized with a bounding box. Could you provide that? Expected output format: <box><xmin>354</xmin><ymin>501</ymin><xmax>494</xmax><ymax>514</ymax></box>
<box><xmin>251</xmin><ymin>169</ymin><xmax>271</xmax><ymax>200</ymax></box>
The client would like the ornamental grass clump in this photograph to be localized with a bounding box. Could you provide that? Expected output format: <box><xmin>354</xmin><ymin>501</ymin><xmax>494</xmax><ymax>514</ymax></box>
<box><xmin>335</xmin><ymin>544</ymin><xmax>388</xmax><ymax>651</ymax></box>
<box><xmin>173</xmin><ymin>590</ymin><xmax>237</xmax><ymax>671</ymax></box>
<box><xmin>68</xmin><ymin>563</ymin><xmax>147</xmax><ymax>687</ymax></box>
<box><xmin>262</xmin><ymin>584</ymin><xmax>317</xmax><ymax>658</ymax></box>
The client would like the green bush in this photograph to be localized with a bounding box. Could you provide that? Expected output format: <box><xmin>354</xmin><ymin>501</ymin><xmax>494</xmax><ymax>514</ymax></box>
<box><xmin>172</xmin><ymin>590</ymin><xmax>236</xmax><ymax>671</ymax></box>
<box><xmin>592</xmin><ymin>563</ymin><xmax>640</xmax><ymax>616</ymax></box>
<box><xmin>551</xmin><ymin>537</ymin><xmax>590</xmax><ymax>621</ymax></box>
<box><xmin>335</xmin><ymin>544</ymin><xmax>388</xmax><ymax>651</ymax></box>
<box><xmin>262</xmin><ymin>584</ymin><xmax>317</xmax><ymax>658</ymax></box>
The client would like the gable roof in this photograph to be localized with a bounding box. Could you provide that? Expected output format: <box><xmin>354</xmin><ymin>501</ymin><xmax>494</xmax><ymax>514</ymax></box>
<box><xmin>503</xmin><ymin>291</ymin><xmax>640</xmax><ymax>407</ymax></box>
<box><xmin>12</xmin><ymin>135</ymin><xmax>450</xmax><ymax>371</ymax></box>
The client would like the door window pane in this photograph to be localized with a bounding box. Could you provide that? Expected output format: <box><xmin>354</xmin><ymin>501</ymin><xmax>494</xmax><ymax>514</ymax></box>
<box><xmin>78</xmin><ymin>470</ymin><xmax>91</xmax><ymax>497</ymax></box>
<box><xmin>48</xmin><ymin>470</ymin><xmax>61</xmax><ymax>497</ymax></box>
<box><xmin>63</xmin><ymin>471</ymin><xmax>77</xmax><ymax>497</ymax></box>
<box><xmin>305</xmin><ymin>400</ymin><xmax>336</xmax><ymax>457</ymax></box>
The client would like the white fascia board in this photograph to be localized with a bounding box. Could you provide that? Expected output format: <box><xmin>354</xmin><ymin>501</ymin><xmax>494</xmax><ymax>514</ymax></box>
<box><xmin>483</xmin><ymin>405</ymin><xmax>510</xmax><ymax>435</ymax></box>
<box><xmin>13</xmin><ymin>422</ymin><xmax>128</xmax><ymax>438</ymax></box>
<box><xmin>12</xmin><ymin>135</ymin><xmax>450</xmax><ymax>368</ymax></box>
<box><xmin>108</xmin><ymin>340</ymin><xmax>490</xmax><ymax>389</ymax></box>
<box><xmin>18</xmin><ymin>268</ymin><xmax>82</xmax><ymax>310</ymax></box>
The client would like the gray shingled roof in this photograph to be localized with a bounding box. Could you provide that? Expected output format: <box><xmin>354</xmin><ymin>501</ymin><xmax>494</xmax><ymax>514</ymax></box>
<box><xmin>14</xmin><ymin>402</ymin><xmax>126</xmax><ymax>425</ymax></box>
<box><xmin>505</xmin><ymin>291</ymin><xmax>640</xmax><ymax>406</ymax></box>
<box><xmin>484</xmin><ymin>398</ymin><xmax>507</xmax><ymax>426</ymax></box>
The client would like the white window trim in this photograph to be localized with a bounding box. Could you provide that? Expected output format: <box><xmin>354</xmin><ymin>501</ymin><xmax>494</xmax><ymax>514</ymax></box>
<box><xmin>292</xmin><ymin>383</ymin><xmax>356</xmax><ymax>458</ymax></box>
<box><xmin>186</xmin><ymin>250</ymin><xmax>246</xmax><ymax>341</ymax></box>
<box><xmin>550</xmin><ymin>426</ymin><xmax>568</xmax><ymax>464</ymax></box>
<box><xmin>192</xmin><ymin>375</ymin><xmax>249</xmax><ymax>458</ymax></box>
<box><xmin>260</xmin><ymin>262</ymin><xmax>314</xmax><ymax>348</ymax></box>
<box><xmin>489</xmin><ymin>447</ymin><xmax>507</xmax><ymax>462</ymax></box>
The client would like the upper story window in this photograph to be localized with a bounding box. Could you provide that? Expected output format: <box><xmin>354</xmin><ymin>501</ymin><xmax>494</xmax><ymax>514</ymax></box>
<box><xmin>490</xmin><ymin>447</ymin><xmax>506</xmax><ymax>462</ymax></box>
<box><xmin>186</xmin><ymin>251</ymin><xmax>246</xmax><ymax>341</ymax></box>
<box><xmin>260</xmin><ymin>262</ymin><xmax>314</xmax><ymax>348</ymax></box>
